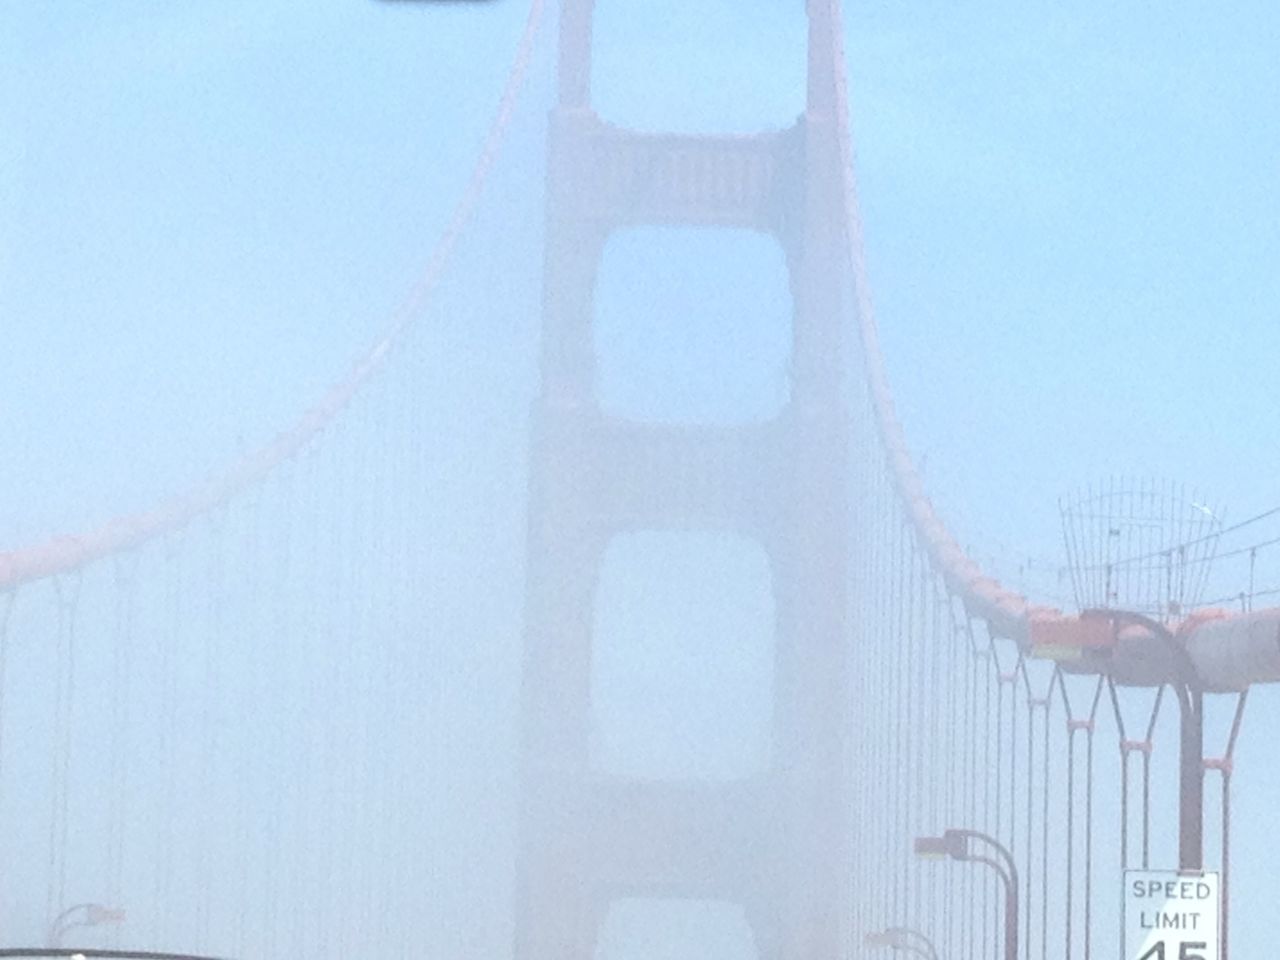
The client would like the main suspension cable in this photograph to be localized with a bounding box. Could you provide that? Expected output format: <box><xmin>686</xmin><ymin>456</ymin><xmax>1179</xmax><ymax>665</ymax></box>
<box><xmin>0</xmin><ymin>0</ymin><xmax>549</xmax><ymax>593</ymax></box>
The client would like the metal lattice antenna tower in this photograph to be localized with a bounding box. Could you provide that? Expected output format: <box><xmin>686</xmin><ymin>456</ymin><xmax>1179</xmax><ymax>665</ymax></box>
<box><xmin>1059</xmin><ymin>477</ymin><xmax>1223</xmax><ymax>622</ymax></box>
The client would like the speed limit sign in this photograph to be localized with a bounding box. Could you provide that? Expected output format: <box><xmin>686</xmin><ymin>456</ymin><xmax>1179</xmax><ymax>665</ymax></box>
<box><xmin>1124</xmin><ymin>870</ymin><xmax>1220</xmax><ymax>960</ymax></box>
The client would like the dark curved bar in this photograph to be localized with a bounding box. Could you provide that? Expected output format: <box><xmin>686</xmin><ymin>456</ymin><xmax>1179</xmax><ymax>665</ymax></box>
<box><xmin>0</xmin><ymin>949</ymin><xmax>232</xmax><ymax>960</ymax></box>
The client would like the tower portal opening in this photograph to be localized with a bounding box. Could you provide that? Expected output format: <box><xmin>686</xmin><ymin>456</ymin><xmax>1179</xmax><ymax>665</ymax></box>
<box><xmin>591</xmin><ymin>530</ymin><xmax>776</xmax><ymax>781</ymax></box>
<box><xmin>594</xmin><ymin>227</ymin><xmax>792</xmax><ymax>426</ymax></box>
<box><xmin>590</xmin><ymin>1</ymin><xmax>806</xmax><ymax>134</ymax></box>
<box><xmin>595</xmin><ymin>898</ymin><xmax>759</xmax><ymax>960</ymax></box>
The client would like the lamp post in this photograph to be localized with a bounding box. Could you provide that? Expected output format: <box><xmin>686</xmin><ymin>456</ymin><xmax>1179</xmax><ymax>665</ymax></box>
<box><xmin>1090</xmin><ymin>608</ymin><xmax>1204</xmax><ymax>870</ymax></box>
<box><xmin>916</xmin><ymin>829</ymin><xmax>1017</xmax><ymax>960</ymax></box>
<box><xmin>864</xmin><ymin>926</ymin><xmax>940</xmax><ymax>959</ymax></box>
<box><xmin>46</xmin><ymin>903</ymin><xmax>126</xmax><ymax>949</ymax></box>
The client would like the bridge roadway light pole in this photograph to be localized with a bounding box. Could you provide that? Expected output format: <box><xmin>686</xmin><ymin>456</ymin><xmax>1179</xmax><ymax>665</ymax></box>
<box><xmin>1092</xmin><ymin>608</ymin><xmax>1205</xmax><ymax>871</ymax></box>
<box><xmin>916</xmin><ymin>829</ymin><xmax>1017</xmax><ymax>960</ymax></box>
<box><xmin>863</xmin><ymin>926</ymin><xmax>940</xmax><ymax>959</ymax></box>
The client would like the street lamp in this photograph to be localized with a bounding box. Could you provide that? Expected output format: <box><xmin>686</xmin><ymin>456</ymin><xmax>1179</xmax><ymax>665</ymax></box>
<box><xmin>916</xmin><ymin>829</ymin><xmax>1017</xmax><ymax>960</ymax></box>
<box><xmin>864</xmin><ymin>926</ymin><xmax>940</xmax><ymax>959</ymax></box>
<box><xmin>1089</xmin><ymin>608</ymin><xmax>1205</xmax><ymax>870</ymax></box>
<box><xmin>46</xmin><ymin>903</ymin><xmax>126</xmax><ymax>949</ymax></box>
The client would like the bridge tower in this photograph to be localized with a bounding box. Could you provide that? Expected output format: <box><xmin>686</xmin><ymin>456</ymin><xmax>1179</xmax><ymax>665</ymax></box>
<box><xmin>517</xmin><ymin>3</ymin><xmax>853</xmax><ymax>957</ymax></box>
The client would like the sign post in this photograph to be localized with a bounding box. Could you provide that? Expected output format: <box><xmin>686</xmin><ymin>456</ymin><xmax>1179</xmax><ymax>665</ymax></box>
<box><xmin>1124</xmin><ymin>870</ymin><xmax>1220</xmax><ymax>960</ymax></box>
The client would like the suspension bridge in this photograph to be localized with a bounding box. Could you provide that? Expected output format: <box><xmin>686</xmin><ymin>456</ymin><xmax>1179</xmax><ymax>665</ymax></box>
<box><xmin>2</xmin><ymin>2</ymin><xmax>1277</xmax><ymax>958</ymax></box>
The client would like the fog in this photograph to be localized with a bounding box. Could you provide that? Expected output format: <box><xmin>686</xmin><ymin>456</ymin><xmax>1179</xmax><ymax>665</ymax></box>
<box><xmin>3</xmin><ymin>2</ymin><xmax>1280</xmax><ymax>959</ymax></box>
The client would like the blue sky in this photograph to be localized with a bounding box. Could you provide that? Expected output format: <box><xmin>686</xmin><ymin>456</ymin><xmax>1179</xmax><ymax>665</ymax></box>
<box><xmin>4</xmin><ymin>0</ymin><xmax>1278</xmax><ymax>589</ymax></box>
<box><xmin>2</xmin><ymin>0</ymin><xmax>1280</xmax><ymax>953</ymax></box>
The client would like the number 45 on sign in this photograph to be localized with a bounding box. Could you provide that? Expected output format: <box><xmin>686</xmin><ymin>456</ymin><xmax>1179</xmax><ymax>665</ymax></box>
<box><xmin>1138</xmin><ymin>943</ymin><xmax>1210</xmax><ymax>960</ymax></box>
<box><xmin>1124</xmin><ymin>869</ymin><xmax>1220</xmax><ymax>960</ymax></box>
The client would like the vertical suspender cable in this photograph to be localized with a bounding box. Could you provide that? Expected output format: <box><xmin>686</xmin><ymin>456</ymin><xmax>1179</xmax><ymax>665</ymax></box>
<box><xmin>962</xmin><ymin>615</ymin><xmax>980</xmax><ymax>956</ymax></box>
<box><xmin>1040</xmin><ymin>675</ymin><xmax>1053</xmax><ymax>960</ymax></box>
<box><xmin>157</xmin><ymin>536</ymin><xmax>184</xmax><ymax>947</ymax></box>
<box><xmin>981</xmin><ymin>628</ymin><xmax>996</xmax><ymax>959</ymax></box>
<box><xmin>329</xmin><ymin>421</ymin><xmax>356</xmax><ymax>960</ymax></box>
<box><xmin>264</xmin><ymin>471</ymin><xmax>292</xmax><ymax>960</ymax></box>
<box><xmin>1108</xmin><ymin>676</ymin><xmax>1130</xmax><ymax>877</ymax></box>
<box><xmin>374</xmin><ymin>365</ymin><xmax>403</xmax><ymax>957</ymax></box>
<box><xmin>228</xmin><ymin>497</ymin><xmax>255</xmax><ymax>958</ymax></box>
<box><xmin>1060</xmin><ymin>675</ymin><xmax>1076</xmax><ymax>960</ymax></box>
<box><xmin>236</xmin><ymin>494</ymin><xmax>261</xmax><ymax>957</ymax></box>
<box><xmin>48</xmin><ymin>573</ymin><xmax>82</xmax><ymax>924</ymax></box>
<box><xmin>924</xmin><ymin>569</ymin><xmax>939</xmax><ymax>948</ymax></box>
<box><xmin>931</xmin><ymin>570</ymin><xmax>942</xmax><ymax>947</ymax></box>
<box><xmin>295</xmin><ymin>443</ymin><xmax>325</xmax><ymax>960</ymax></box>
<box><xmin>1216</xmin><ymin>689</ymin><xmax>1248</xmax><ymax>960</ymax></box>
<box><xmin>882</xmin><ymin>478</ymin><xmax>895</xmax><ymax>935</ymax></box>
<box><xmin>108</xmin><ymin>556</ymin><xmax>138</xmax><ymax>945</ymax></box>
<box><xmin>861</xmin><ymin>468</ymin><xmax>889</xmax><ymax>942</ymax></box>
<box><xmin>353</xmin><ymin>404</ymin><xmax>378</xmax><ymax>957</ymax></box>
<box><xmin>943</xmin><ymin>585</ymin><xmax>958</xmax><ymax>958</ymax></box>
<box><xmin>0</xmin><ymin>588</ymin><xmax>14</xmax><ymax>917</ymax></box>
<box><xmin>1083</xmin><ymin>676</ymin><xmax>1103</xmax><ymax>960</ymax></box>
<box><xmin>994</xmin><ymin>644</ymin><xmax>1005</xmax><ymax>899</ymax></box>
<box><xmin>47</xmin><ymin>581</ymin><xmax>66</xmax><ymax>923</ymax></box>
<box><xmin>866</xmin><ymin>514</ymin><xmax>885</xmax><ymax>946</ymax></box>
<box><xmin>198</xmin><ymin>515</ymin><xmax>225</xmax><ymax>949</ymax></box>
<box><xmin>1022</xmin><ymin>664</ymin><xmax>1033</xmax><ymax>960</ymax></box>
<box><xmin>1006</xmin><ymin>652</ymin><xmax>1022</xmax><ymax>942</ymax></box>
<box><xmin>890</xmin><ymin>519</ymin><xmax>906</xmax><ymax>923</ymax></box>
<box><xmin>873</xmin><ymin>473</ymin><xmax>889</xmax><ymax>940</ymax></box>
<box><xmin>1140</xmin><ymin>686</ymin><xmax>1166</xmax><ymax>869</ymax></box>
<box><xmin>901</xmin><ymin>526</ymin><xmax>914</xmax><ymax>921</ymax></box>
<box><xmin>0</xmin><ymin>590</ymin><xmax>14</xmax><ymax>795</ymax></box>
